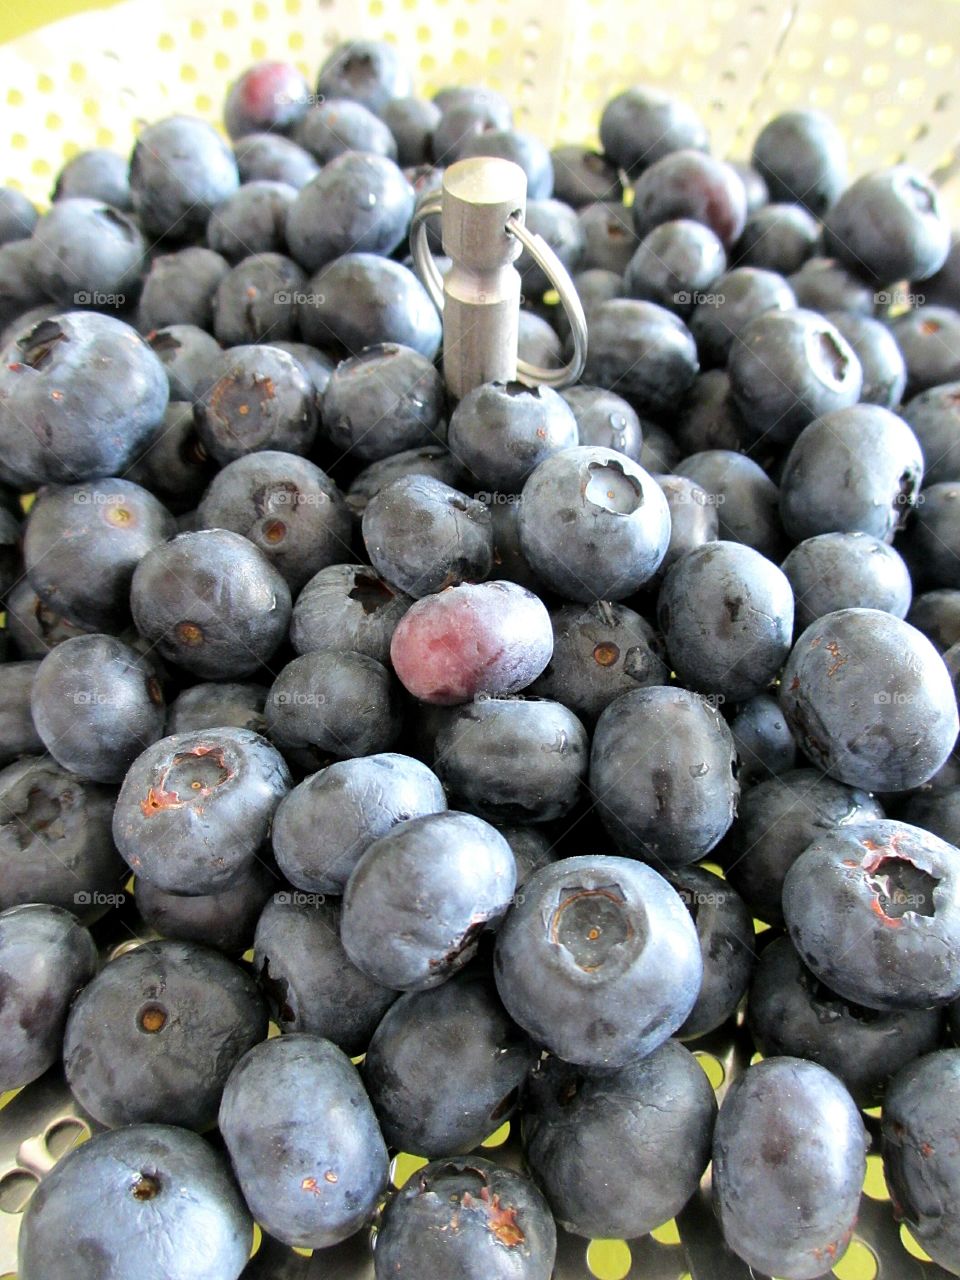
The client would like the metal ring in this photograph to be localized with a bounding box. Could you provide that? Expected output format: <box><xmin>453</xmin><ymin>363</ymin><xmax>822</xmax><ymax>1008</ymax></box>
<box><xmin>409</xmin><ymin>191</ymin><xmax>445</xmax><ymax>313</ymax></box>
<box><xmin>506</xmin><ymin>215</ymin><xmax>588</xmax><ymax>389</ymax></box>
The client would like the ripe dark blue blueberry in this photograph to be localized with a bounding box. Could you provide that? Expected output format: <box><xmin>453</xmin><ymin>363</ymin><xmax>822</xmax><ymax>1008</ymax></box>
<box><xmin>316</xmin><ymin>38</ymin><xmax>411</xmax><ymax>115</ymax></box>
<box><xmin>825</xmin><ymin>309</ymin><xmax>907</xmax><ymax>409</ymax></box>
<box><xmin>782</xmin><ymin>531</ymin><xmax>913</xmax><ymax>630</ymax></box>
<box><xmin>382</xmin><ymin>95</ymin><xmax>442</xmax><ymax>167</ymax></box>
<box><xmin>0</xmin><ymin>186</ymin><xmax>38</xmax><ymax>243</ymax></box>
<box><xmin>233</xmin><ymin>132</ymin><xmax>319</xmax><ymax>188</ymax></box>
<box><xmin>137</xmin><ymin>245</ymin><xmax>229</xmax><ymax>331</ymax></box>
<box><xmin>632</xmin><ymin>149</ymin><xmax>747</xmax><ymax>248</ymax></box>
<box><xmin>789</xmin><ymin>254</ymin><xmax>876</xmax><ymax>315</ymax></box>
<box><xmin>902</xmin><ymin>380</ymin><xmax>960</xmax><ymax>485</ymax></box>
<box><xmin>135</xmin><ymin>860</ymin><xmax>275</xmax><ymax>956</ymax></box>
<box><xmin>321</xmin><ymin>342</ymin><xmax>444</xmax><ymax>462</ymax></box>
<box><xmin>599</xmin><ymin>87</ymin><xmax>708</xmax><ymax>175</ymax></box>
<box><xmin>32</xmin><ymin>198</ymin><xmax>146</xmax><ymax>307</ymax></box>
<box><xmin>550</xmin><ymin>145</ymin><xmax>622</xmax><ymax>207</ymax></box>
<box><xmin>129</xmin><ymin>115</ymin><xmax>240</xmax><ymax>243</ymax></box>
<box><xmin>690</xmin><ymin>264</ymin><xmax>796</xmax><ymax>369</ymax></box>
<box><xmin>458</xmin><ymin>129</ymin><xmax>554</xmax><ymax>200</ymax></box>
<box><xmin>0</xmin><ymin>661</ymin><xmax>43</xmax><ymax>765</ymax></box>
<box><xmin>576</xmin><ymin>202</ymin><xmax>636</xmax><ymax>275</ymax></box>
<box><xmin>448</xmin><ymin>381</ymin><xmax>579</xmax><ymax>494</ymax></box>
<box><xmin>751</xmin><ymin>109</ymin><xmax>847</xmax><ymax>216</ymax></box>
<box><xmin>211</xmin><ymin>253</ymin><xmax>305</xmax><ymax>345</ymax></box>
<box><xmin>623</xmin><ymin>218</ymin><xmax>726</xmax><ymax>316</ymax></box>
<box><xmin>559</xmin><ymin>384</ymin><xmax>642</xmax><ymax>459</ymax></box>
<box><xmin>195</xmin><ymin>344</ymin><xmax>317</xmax><ymax>464</ymax></box>
<box><xmin>734</xmin><ymin>202</ymin><xmax>820</xmax><ymax>275</ymax></box>
<box><xmin>147</xmin><ymin>324</ymin><xmax>221</xmax><ymax>402</ymax></box>
<box><xmin>583</xmin><ymin>298</ymin><xmax>699</xmax><ymax>415</ymax></box>
<box><xmin>346</xmin><ymin>445</ymin><xmax>467</xmax><ymax>518</ymax></box>
<box><xmin>290</xmin><ymin>564</ymin><xmax>412</xmax><ymax>664</ymax></box>
<box><xmin>675</xmin><ymin>448</ymin><xmax>785</xmax><ymax>559</ymax></box>
<box><xmin>889</xmin><ymin>304</ymin><xmax>960</xmax><ymax>398</ymax></box>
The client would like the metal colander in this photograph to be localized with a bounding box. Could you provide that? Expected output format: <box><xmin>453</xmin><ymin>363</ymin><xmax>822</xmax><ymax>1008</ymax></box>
<box><xmin>1</xmin><ymin>1</ymin><xmax>959</xmax><ymax>1277</ymax></box>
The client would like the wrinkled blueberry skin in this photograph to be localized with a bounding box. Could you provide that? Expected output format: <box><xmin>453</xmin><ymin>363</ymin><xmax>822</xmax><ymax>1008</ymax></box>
<box><xmin>726</xmin><ymin>768</ymin><xmax>883</xmax><ymax>926</ymax></box>
<box><xmin>364</xmin><ymin>967</ymin><xmax>535</xmax><ymax>1156</ymax></box>
<box><xmin>374</xmin><ymin>1155</ymin><xmax>556</xmax><ymax>1280</ymax></box>
<box><xmin>583</xmin><ymin>299</ymin><xmax>699</xmax><ymax>416</ymax></box>
<box><xmin>690</xmin><ymin>265</ymin><xmax>795</xmax><ymax>369</ymax></box>
<box><xmin>64</xmin><ymin>938</ymin><xmax>267</xmax><ymax>1128</ymax></box>
<box><xmin>32</xmin><ymin>198</ymin><xmax>146</xmax><ymax>306</ymax></box>
<box><xmin>147</xmin><ymin>324</ymin><xmax>221</xmax><ymax>403</ymax></box>
<box><xmin>266</xmin><ymin>651</ymin><xmax>400</xmax><ymax>766</ymax></box>
<box><xmin>783</xmin><ymin>532</ymin><xmax>913</xmax><ymax>631</ymax></box>
<box><xmin>321</xmin><ymin>342</ymin><xmax>443</xmax><ymax>464</ymax></box>
<box><xmin>713</xmin><ymin>1057</ymin><xmax>868</xmax><ymax>1280</ymax></box>
<box><xmin>31</xmin><ymin>635</ymin><xmax>165</xmax><ymax>783</ymax></box>
<box><xmin>0</xmin><ymin>313</ymin><xmax>169</xmax><ymax>489</ymax></box>
<box><xmin>361</xmin><ymin>474</ymin><xmax>492</xmax><ymax>599</ymax></box>
<box><xmin>494</xmin><ymin>854</ymin><xmax>702</xmax><ymax>1068</ymax></box>
<box><xmin>751</xmin><ymin>109</ymin><xmax>847</xmax><ymax>217</ymax></box>
<box><xmin>220</xmin><ymin>1034</ymin><xmax>387</xmax><ymax>1247</ymax></box>
<box><xmin>530</xmin><ymin>601</ymin><xmax>668</xmax><ymax>726</ymax></box>
<box><xmin>346</xmin><ymin>445</ymin><xmax>467</xmax><ymax>519</ymax></box>
<box><xmin>825</xmin><ymin>309</ymin><xmax>907</xmax><ymax>409</ymax></box>
<box><xmin>902</xmin><ymin>380</ymin><xmax>960</xmax><ymax>486</ymax></box>
<box><xmin>24</xmin><ymin>477</ymin><xmax>174</xmax><ymax>632</ymax></box>
<box><xmin>591</xmin><ymin>686</ymin><xmax>739</xmax><ymax>868</ymax></box>
<box><xmin>0</xmin><ymin>756</ymin><xmax>123</xmax><ymax>917</ymax></box>
<box><xmin>290</xmin><ymin>564</ymin><xmax>411</xmax><ymax>664</ymax></box>
<box><xmin>600</xmin><ymin>87</ymin><xmax>707</xmax><ymax>175</ymax></box>
<box><xmin>18</xmin><ymin>1124</ymin><xmax>253</xmax><ymax>1280</ymax></box>
<box><xmin>207</xmin><ymin>181</ymin><xmax>297</xmax><ymax>260</ymax></box>
<box><xmin>734</xmin><ymin>202</ymin><xmax>820</xmax><ymax>275</ymax></box>
<box><xmin>667</xmin><ymin>864</ymin><xmax>755</xmax><ymax>1039</ymax></box>
<box><xmin>676</xmin><ymin>449</ymin><xmax>784</xmax><ymax>560</ymax></box>
<box><xmin>823</xmin><ymin>166</ymin><xmax>950</xmax><ymax>285</ymax></box>
<box><xmin>210</xmin><ymin>253</ymin><xmax>304</xmax><ymax>347</ymax></box>
<box><xmin>234</xmin><ymin>133</ymin><xmax>320</xmax><ymax>189</ymax></box>
<box><xmin>0</xmin><ymin>661</ymin><xmax>43</xmax><ymax>765</ymax></box>
<box><xmin>272</xmin><ymin>753</ymin><xmax>446</xmax><ymax>895</ymax></box>
<box><xmin>113</xmin><ymin>727</ymin><xmax>290</xmax><ymax>895</ymax></box>
<box><xmin>130</xmin><ymin>115</ymin><xmax>240</xmax><ymax>243</ymax></box>
<box><xmin>749</xmin><ymin>934</ymin><xmax>943</xmax><ymax>1108</ymax></box>
<box><xmin>779</xmin><ymin>609</ymin><xmax>958</xmax><ymax>791</ymax></box>
<box><xmin>195</xmin><ymin>345</ymin><xmax>317</xmax><ymax>465</ymax></box>
<box><xmin>783</xmin><ymin>818</ymin><xmax>960</xmax><ymax>1011</ymax></box>
<box><xmin>560</xmin><ymin>385</ymin><xmax>642</xmax><ymax>460</ymax></box>
<box><xmin>316</xmin><ymin>39</ymin><xmax>411</xmax><ymax>115</ymax></box>
<box><xmin>779</xmin><ymin>405</ymin><xmax>923</xmax><ymax>543</ymax></box>
<box><xmin>883</xmin><ymin>1049</ymin><xmax>960</xmax><ymax>1274</ymax></box>
<box><xmin>448</xmin><ymin>382</ymin><xmax>579</xmax><ymax>494</ymax></box>
<box><xmin>624</xmin><ymin>218</ymin><xmax>726</xmax><ymax>317</ymax></box>
<box><xmin>659</xmin><ymin>541</ymin><xmax>794</xmax><ymax>703</ymax></box>
<box><xmin>135</xmin><ymin>859</ymin><xmax>275</xmax><ymax>955</ymax></box>
<box><xmin>299</xmin><ymin>253</ymin><xmax>442</xmax><ymax>359</ymax></box>
<box><xmin>519</xmin><ymin>446</ymin><xmax>671</xmax><ymax>602</ymax></box>
<box><xmin>343</xmin><ymin>811</ymin><xmax>516</xmax><ymax>990</ymax></box>
<box><xmin>137</xmin><ymin>246</ymin><xmax>230</xmax><ymax>332</ymax></box>
<box><xmin>0</xmin><ymin>903</ymin><xmax>97</xmax><ymax>1092</ymax></box>
<box><xmin>131</xmin><ymin>529</ymin><xmax>292</xmax><ymax>679</ymax></box>
<box><xmin>523</xmin><ymin>1040</ymin><xmax>716</xmax><ymax>1238</ymax></box>
<box><xmin>390</xmin><ymin>580</ymin><xmax>553</xmax><ymax>705</ymax></box>
<box><xmin>254</xmin><ymin>895</ymin><xmax>397</xmax><ymax>1054</ymax></box>
<box><xmin>197</xmin><ymin>451</ymin><xmax>350</xmax><ymax>594</ymax></box>
<box><xmin>632</xmin><ymin>150</ymin><xmax>747</xmax><ymax>248</ymax></box>
<box><xmin>729</xmin><ymin>308</ymin><xmax>863</xmax><ymax>448</ymax></box>
<box><xmin>286</xmin><ymin>153</ymin><xmax>412</xmax><ymax>273</ymax></box>
<box><xmin>433</xmin><ymin>697</ymin><xmax>588</xmax><ymax>824</ymax></box>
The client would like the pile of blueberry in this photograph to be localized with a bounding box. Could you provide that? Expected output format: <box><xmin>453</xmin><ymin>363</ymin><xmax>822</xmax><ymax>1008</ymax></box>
<box><xmin>2</xmin><ymin>32</ymin><xmax>960</xmax><ymax>1280</ymax></box>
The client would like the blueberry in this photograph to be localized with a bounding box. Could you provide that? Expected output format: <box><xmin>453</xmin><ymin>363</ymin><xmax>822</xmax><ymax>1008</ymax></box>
<box><xmin>136</xmin><ymin>859</ymin><xmax>276</xmax><ymax>955</ymax></box>
<box><xmin>624</xmin><ymin>218</ymin><xmax>726</xmax><ymax>317</ymax></box>
<box><xmin>779</xmin><ymin>404</ymin><xmax>923</xmax><ymax>542</ymax></box>
<box><xmin>784</xmin><ymin>818</ymin><xmax>960</xmax><ymax>1009</ymax></box>
<box><xmin>728</xmin><ymin>158</ymin><xmax>769</xmax><ymax>213</ymax></box>
<box><xmin>382</xmin><ymin>95</ymin><xmax>442</xmax><ymax>167</ymax></box>
<box><xmin>5</xmin><ymin>580</ymin><xmax>98</xmax><ymax>657</ymax></box>
<box><xmin>197</xmin><ymin>450</ymin><xmax>350</xmax><ymax>593</ymax></box>
<box><xmin>669</xmin><ymin>864</ymin><xmax>755</xmax><ymax>1038</ymax></box>
<box><xmin>0</xmin><ymin>313</ymin><xmax>169</xmax><ymax>488</ymax></box>
<box><xmin>129</xmin><ymin>116</ymin><xmax>240</xmax><ymax>243</ymax></box>
<box><xmin>266</xmin><ymin>340</ymin><xmax>335</xmax><ymax>404</ymax></box>
<box><xmin>517</xmin><ymin>198</ymin><xmax>584</xmax><ymax>297</ymax></box>
<box><xmin>484</xmin><ymin>495</ymin><xmax>545</xmax><ymax>593</ymax></box>
<box><xmin>0</xmin><ymin>903</ymin><xmax>97</xmax><ymax>1091</ymax></box>
<box><xmin>146</xmin><ymin>324</ymin><xmax>221</xmax><ymax>402</ymax></box>
<box><xmin>294</xmin><ymin>98</ymin><xmax>396</xmax><ymax>164</ymax></box>
<box><xmin>254</xmin><ymin>894</ymin><xmax>397</xmax><ymax>1052</ymax></box>
<box><xmin>321</xmin><ymin>342</ymin><xmax>443</xmax><ymax>463</ymax></box>
<box><xmin>654</xmin><ymin>474</ymin><xmax>721</xmax><ymax>577</ymax></box>
<box><xmin>458</xmin><ymin>129</ymin><xmax>554</xmax><ymax>200</ymax></box>
<box><xmin>64</xmin><ymin>938</ymin><xmax>266</xmax><ymax>1128</ymax></box>
<box><xmin>374</xmin><ymin>1156</ymin><xmax>556</xmax><ymax>1280</ymax></box>
<box><xmin>131</xmin><ymin>529</ymin><xmax>291</xmax><ymax>678</ymax></box>
<box><xmin>18</xmin><ymin>1124</ymin><xmax>253</xmax><ymax>1280</ymax></box>
<box><xmin>902</xmin><ymin>380</ymin><xmax>960</xmax><ymax>485</ymax></box>
<box><xmin>362</xmin><ymin>474</ymin><xmax>492</xmax><ymax>598</ymax></box>
<box><xmin>889</xmin><ymin>304</ymin><xmax>960</xmax><ymax>398</ymax></box>
<box><xmin>298</xmin><ymin>253</ymin><xmax>441</xmax><ymax>360</ymax></box>
<box><xmin>550</xmin><ymin>145</ymin><xmax>622</xmax><ymax>207</ymax></box>
<box><xmin>166</xmin><ymin>681</ymin><xmax>268</xmax><ymax>737</ymax></box>
<box><xmin>266</xmin><ymin>650</ymin><xmax>400</xmax><ymax>765</ymax></box>
<box><xmin>210</xmin><ymin>253</ymin><xmax>306</xmax><ymax>346</ymax></box>
<box><xmin>751</xmin><ymin>109</ymin><xmax>847</xmax><ymax>217</ymax></box>
<box><xmin>689</xmin><ymin>265</ymin><xmax>796</xmax><ymax>369</ymax></box>
<box><xmin>24</xmin><ymin>477</ymin><xmax>174</xmax><ymax>632</ymax></box>
<box><xmin>137</xmin><ymin>245</ymin><xmax>230</xmax><ymax>332</ymax></box>
<box><xmin>883</xmin><ymin>1049</ymin><xmax>960</xmax><ymax>1273</ymax></box>
<box><xmin>364</xmin><ymin>966</ymin><xmax>535</xmax><ymax>1156</ymax></box>
<box><xmin>599</xmin><ymin>87</ymin><xmax>708</xmax><ymax>175</ymax></box>
<box><xmin>223</xmin><ymin>60</ymin><xmax>310</xmax><ymax>140</ymax></box>
<box><xmin>0</xmin><ymin>755</ymin><xmax>124</xmax><ymax>917</ymax></box>
<box><xmin>523</xmin><ymin>1040</ymin><xmax>716</xmax><ymax>1237</ymax></box>
<box><xmin>908</xmin><ymin>588</ymin><xmax>960</xmax><ymax>653</ymax></box>
<box><xmin>659</xmin><ymin>541</ymin><xmax>793</xmax><ymax>702</ymax></box>
<box><xmin>917</xmin><ymin>231</ymin><xmax>960</xmax><ymax>309</ymax></box>
<box><xmin>901</xmin><ymin>481</ymin><xmax>960</xmax><ymax>591</ymax></box>
<box><xmin>124</xmin><ymin>401</ymin><xmax>214</xmax><ymax>515</ymax></box>
<box><xmin>675</xmin><ymin>448</ymin><xmax>785</xmax><ymax>559</ymax></box>
<box><xmin>749</xmin><ymin>934</ymin><xmax>943</xmax><ymax>1107</ymax></box>
<box><xmin>0</xmin><ymin>661</ymin><xmax>43</xmax><ymax>765</ymax></box>
<box><xmin>733</xmin><ymin>202</ymin><xmax>820</xmax><ymax>274</ymax></box>
<box><xmin>272</xmin><ymin>752</ymin><xmax>445</xmax><ymax>894</ymax></box>
<box><xmin>674</xmin><ymin>369</ymin><xmax>751</xmax><ymax>454</ymax></box>
<box><xmin>494</xmin><ymin>854</ymin><xmax>701</xmax><ymax>1067</ymax></box>
<box><xmin>316</xmin><ymin>39</ymin><xmax>411</xmax><ymax>116</ymax></box>
<box><xmin>900</xmin><ymin>787</ymin><xmax>960</xmax><ymax>847</ymax></box>
<box><xmin>0</xmin><ymin>239</ymin><xmax>47</xmax><ymax>332</ymax></box>
<box><xmin>448</xmin><ymin>382</ymin><xmax>578</xmax><ymax>495</ymax></box>
<box><xmin>195</xmin><ymin>345</ymin><xmax>316</xmax><ymax>464</ymax></box>
<box><xmin>586</xmin><ymin>298</ymin><xmax>699</xmax><ymax>415</ymax></box>
<box><xmin>559</xmin><ymin>384</ymin><xmax>641</xmax><ymax>458</ymax></box>
<box><xmin>823</xmin><ymin>308</ymin><xmax>907</xmax><ymax>408</ymax></box>
<box><xmin>290</xmin><ymin>564</ymin><xmax>411</xmax><ymax>664</ymax></box>
<box><xmin>113</xmin><ymin>726</ymin><xmax>290</xmax><ymax>894</ymax></box>
<box><xmin>783</xmin><ymin>531</ymin><xmax>912</xmax><ymax>631</ymax></box>
<box><xmin>430</xmin><ymin>97</ymin><xmax>514</xmax><ymax>166</ymax></box>
<box><xmin>712</xmin><ymin>1057</ymin><xmax>868</xmax><ymax>1280</ymax></box>
<box><xmin>342</xmin><ymin>811</ymin><xmax>515</xmax><ymax>990</ymax></box>
<box><xmin>632</xmin><ymin>150</ymin><xmax>747</xmax><ymax>248</ymax></box>
<box><xmin>728</xmin><ymin>308</ymin><xmax>862</xmax><ymax>447</ymax></box>
<box><xmin>433</xmin><ymin>696</ymin><xmax>588</xmax><ymax>823</ymax></box>
<box><xmin>823</xmin><ymin>166</ymin><xmax>950</xmax><ymax>285</ymax></box>
<box><xmin>0</xmin><ymin>186</ymin><xmax>38</xmax><ymax>243</ymax></box>
<box><xmin>390</xmin><ymin>579</ymin><xmax>552</xmax><ymax>705</ymax></box>
<box><xmin>233</xmin><ymin>133</ymin><xmax>320</xmax><ymax>189</ymax></box>
<box><xmin>346</xmin><ymin>444</ymin><xmax>467</xmax><ymax>519</ymax></box>
<box><xmin>517</xmin><ymin>310</ymin><xmax>562</xmax><ymax>369</ymax></box>
<box><xmin>519</xmin><ymin>445</ymin><xmax>671</xmax><ymax>600</ymax></box>
<box><xmin>575</xmin><ymin>202</ymin><xmax>636</xmax><ymax>275</ymax></box>
<box><xmin>497</xmin><ymin>824</ymin><xmax>557</xmax><ymax>886</ymax></box>
<box><xmin>788</xmin><ymin>254</ymin><xmax>876</xmax><ymax>315</ymax></box>
<box><xmin>32</xmin><ymin>198</ymin><xmax>146</xmax><ymax>308</ymax></box>
<box><xmin>204</xmin><ymin>180</ymin><xmax>296</xmax><ymax>262</ymax></box>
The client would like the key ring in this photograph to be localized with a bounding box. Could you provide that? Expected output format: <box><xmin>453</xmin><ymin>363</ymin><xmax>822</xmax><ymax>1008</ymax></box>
<box><xmin>410</xmin><ymin>159</ymin><xmax>588</xmax><ymax>396</ymax></box>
